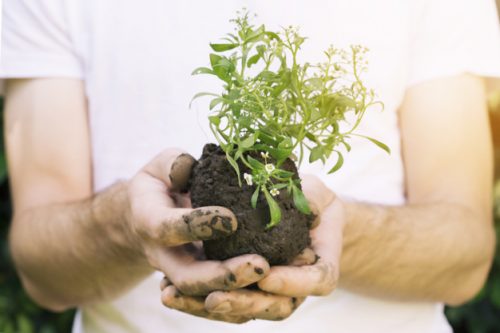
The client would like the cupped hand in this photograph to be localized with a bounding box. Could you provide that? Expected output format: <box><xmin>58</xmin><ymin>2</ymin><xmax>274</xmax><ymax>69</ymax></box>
<box><xmin>161</xmin><ymin>174</ymin><xmax>342</xmax><ymax>323</ymax></box>
<box><xmin>127</xmin><ymin>148</ymin><xmax>270</xmax><ymax>302</ymax></box>
<box><xmin>257</xmin><ymin>174</ymin><xmax>343</xmax><ymax>298</ymax></box>
<box><xmin>161</xmin><ymin>247</ymin><xmax>317</xmax><ymax>323</ymax></box>
<box><xmin>193</xmin><ymin>174</ymin><xmax>342</xmax><ymax>324</ymax></box>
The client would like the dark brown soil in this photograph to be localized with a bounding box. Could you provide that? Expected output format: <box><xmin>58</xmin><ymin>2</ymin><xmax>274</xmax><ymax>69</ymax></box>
<box><xmin>189</xmin><ymin>144</ymin><xmax>311</xmax><ymax>265</ymax></box>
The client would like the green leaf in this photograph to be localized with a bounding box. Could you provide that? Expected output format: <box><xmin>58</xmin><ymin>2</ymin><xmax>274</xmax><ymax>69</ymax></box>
<box><xmin>264</xmin><ymin>31</ymin><xmax>280</xmax><ymax>41</ymax></box>
<box><xmin>306</xmin><ymin>77</ymin><xmax>323</xmax><ymax>90</ymax></box>
<box><xmin>336</xmin><ymin>95</ymin><xmax>357</xmax><ymax>108</ymax></box>
<box><xmin>189</xmin><ymin>92</ymin><xmax>219</xmax><ymax>108</ymax></box>
<box><xmin>209</xmin><ymin>97</ymin><xmax>223</xmax><ymax>110</ymax></box>
<box><xmin>234</xmin><ymin>149</ymin><xmax>243</xmax><ymax>161</ymax></box>
<box><xmin>341</xmin><ymin>140</ymin><xmax>352</xmax><ymax>152</ymax></box>
<box><xmin>292</xmin><ymin>185</ymin><xmax>311</xmax><ymax>214</ymax></box>
<box><xmin>191</xmin><ymin>67</ymin><xmax>214</xmax><ymax>75</ymax></box>
<box><xmin>285</xmin><ymin>124</ymin><xmax>302</xmax><ymax>137</ymax></box>
<box><xmin>256</xmin><ymin>45</ymin><xmax>267</xmax><ymax>56</ymax></box>
<box><xmin>256</xmin><ymin>132</ymin><xmax>278</xmax><ymax>146</ymax></box>
<box><xmin>210</xmin><ymin>53</ymin><xmax>222</xmax><ymax>68</ymax></box>
<box><xmin>209</xmin><ymin>54</ymin><xmax>235</xmax><ymax>82</ymax></box>
<box><xmin>240</xmin><ymin>134</ymin><xmax>256</xmax><ymax>149</ymax></box>
<box><xmin>362</xmin><ymin>136</ymin><xmax>391</xmax><ymax>154</ymax></box>
<box><xmin>247</xmin><ymin>54</ymin><xmax>261</xmax><ymax>68</ymax></box>
<box><xmin>238</xmin><ymin>116</ymin><xmax>252</xmax><ymax>128</ymax></box>
<box><xmin>247</xmin><ymin>155</ymin><xmax>264</xmax><ymax>170</ymax></box>
<box><xmin>328</xmin><ymin>151</ymin><xmax>344</xmax><ymax>174</ymax></box>
<box><xmin>267</xmin><ymin>147</ymin><xmax>291</xmax><ymax>161</ymax></box>
<box><xmin>272</xmin><ymin>183</ymin><xmax>289</xmax><ymax>190</ymax></box>
<box><xmin>251</xmin><ymin>186</ymin><xmax>260</xmax><ymax>208</ymax></box>
<box><xmin>305</xmin><ymin>132</ymin><xmax>318</xmax><ymax>143</ymax></box>
<box><xmin>227</xmin><ymin>88</ymin><xmax>241</xmax><ymax>100</ymax></box>
<box><xmin>245</xmin><ymin>25</ymin><xmax>265</xmax><ymax>43</ymax></box>
<box><xmin>226</xmin><ymin>153</ymin><xmax>241</xmax><ymax>186</ymax></box>
<box><xmin>309</xmin><ymin>145</ymin><xmax>325</xmax><ymax>163</ymax></box>
<box><xmin>210</xmin><ymin>43</ymin><xmax>239</xmax><ymax>52</ymax></box>
<box><xmin>218</xmin><ymin>58</ymin><xmax>235</xmax><ymax>71</ymax></box>
<box><xmin>278</xmin><ymin>137</ymin><xmax>293</xmax><ymax>149</ymax></box>
<box><xmin>275</xmin><ymin>169</ymin><xmax>294</xmax><ymax>178</ymax></box>
<box><xmin>263</xmin><ymin>188</ymin><xmax>282</xmax><ymax>228</ymax></box>
<box><xmin>208</xmin><ymin>116</ymin><xmax>220</xmax><ymax>126</ymax></box>
<box><xmin>257</xmin><ymin>70</ymin><xmax>277</xmax><ymax>81</ymax></box>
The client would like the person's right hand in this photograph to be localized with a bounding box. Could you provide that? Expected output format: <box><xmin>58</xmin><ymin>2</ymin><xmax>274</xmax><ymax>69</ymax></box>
<box><xmin>127</xmin><ymin>148</ymin><xmax>270</xmax><ymax>300</ymax></box>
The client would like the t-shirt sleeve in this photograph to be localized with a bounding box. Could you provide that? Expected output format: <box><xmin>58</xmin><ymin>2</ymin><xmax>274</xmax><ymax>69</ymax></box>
<box><xmin>0</xmin><ymin>0</ymin><xmax>83</xmax><ymax>79</ymax></box>
<box><xmin>407</xmin><ymin>0</ymin><xmax>500</xmax><ymax>87</ymax></box>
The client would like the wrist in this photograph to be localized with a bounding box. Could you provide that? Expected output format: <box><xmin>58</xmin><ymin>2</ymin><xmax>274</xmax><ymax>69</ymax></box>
<box><xmin>91</xmin><ymin>181</ymin><xmax>148</xmax><ymax>263</ymax></box>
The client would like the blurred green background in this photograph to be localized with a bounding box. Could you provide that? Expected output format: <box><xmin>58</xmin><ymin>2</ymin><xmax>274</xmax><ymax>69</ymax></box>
<box><xmin>1</xmin><ymin>91</ymin><xmax>500</xmax><ymax>333</ymax></box>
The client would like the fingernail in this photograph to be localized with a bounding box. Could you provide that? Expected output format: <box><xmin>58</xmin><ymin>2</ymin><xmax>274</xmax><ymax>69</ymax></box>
<box><xmin>210</xmin><ymin>301</ymin><xmax>232</xmax><ymax>314</ymax></box>
<box><xmin>254</xmin><ymin>267</ymin><xmax>264</xmax><ymax>275</ymax></box>
<box><xmin>170</xmin><ymin>153</ymin><xmax>196</xmax><ymax>193</ymax></box>
<box><xmin>209</xmin><ymin>215</ymin><xmax>236</xmax><ymax>234</ymax></box>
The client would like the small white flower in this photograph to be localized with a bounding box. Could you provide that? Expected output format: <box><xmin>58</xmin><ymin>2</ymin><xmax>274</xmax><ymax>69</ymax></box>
<box><xmin>243</xmin><ymin>173</ymin><xmax>253</xmax><ymax>186</ymax></box>
<box><xmin>270</xmin><ymin>188</ymin><xmax>280</xmax><ymax>197</ymax></box>
<box><xmin>264</xmin><ymin>163</ymin><xmax>275</xmax><ymax>174</ymax></box>
<box><xmin>260</xmin><ymin>151</ymin><xmax>270</xmax><ymax>159</ymax></box>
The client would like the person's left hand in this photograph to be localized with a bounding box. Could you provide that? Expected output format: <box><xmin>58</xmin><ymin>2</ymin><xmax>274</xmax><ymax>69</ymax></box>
<box><xmin>161</xmin><ymin>174</ymin><xmax>343</xmax><ymax>323</ymax></box>
<box><xmin>256</xmin><ymin>174</ymin><xmax>343</xmax><ymax>298</ymax></box>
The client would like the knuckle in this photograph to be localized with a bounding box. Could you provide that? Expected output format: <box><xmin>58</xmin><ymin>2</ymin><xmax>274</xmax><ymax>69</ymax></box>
<box><xmin>218</xmin><ymin>266</ymin><xmax>238</xmax><ymax>289</ymax></box>
<box><xmin>314</xmin><ymin>263</ymin><xmax>338</xmax><ymax>296</ymax></box>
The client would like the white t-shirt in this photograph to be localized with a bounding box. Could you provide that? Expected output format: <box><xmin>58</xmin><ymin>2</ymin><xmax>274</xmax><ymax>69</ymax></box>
<box><xmin>2</xmin><ymin>0</ymin><xmax>500</xmax><ymax>332</ymax></box>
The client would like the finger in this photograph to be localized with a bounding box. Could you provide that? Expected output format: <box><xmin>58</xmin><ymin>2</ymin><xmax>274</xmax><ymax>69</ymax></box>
<box><xmin>289</xmin><ymin>248</ymin><xmax>318</xmax><ymax>266</ymax></box>
<box><xmin>172</xmin><ymin>192</ymin><xmax>192</xmax><ymax>209</ymax></box>
<box><xmin>135</xmin><ymin>205</ymin><xmax>238</xmax><ymax>246</ymax></box>
<box><xmin>145</xmin><ymin>149</ymin><xmax>196</xmax><ymax>193</ymax></box>
<box><xmin>307</xmin><ymin>201</ymin><xmax>320</xmax><ymax>230</ymax></box>
<box><xmin>257</xmin><ymin>259</ymin><xmax>338</xmax><ymax>297</ymax></box>
<box><xmin>160</xmin><ymin>276</ymin><xmax>171</xmax><ymax>291</ymax></box>
<box><xmin>161</xmin><ymin>286</ymin><xmax>249</xmax><ymax>324</ymax></box>
<box><xmin>158</xmin><ymin>248</ymin><xmax>270</xmax><ymax>296</ymax></box>
<box><xmin>168</xmin><ymin>153</ymin><xmax>197</xmax><ymax>193</ymax></box>
<box><xmin>206</xmin><ymin>290</ymin><xmax>303</xmax><ymax>321</ymax></box>
<box><xmin>162</xmin><ymin>285</ymin><xmax>206</xmax><ymax>315</ymax></box>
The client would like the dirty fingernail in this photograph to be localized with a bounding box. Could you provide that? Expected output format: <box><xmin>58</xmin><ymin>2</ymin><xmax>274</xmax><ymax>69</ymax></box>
<box><xmin>170</xmin><ymin>153</ymin><xmax>196</xmax><ymax>192</ymax></box>
<box><xmin>254</xmin><ymin>267</ymin><xmax>264</xmax><ymax>275</ymax></box>
<box><xmin>209</xmin><ymin>301</ymin><xmax>232</xmax><ymax>314</ymax></box>
<box><xmin>185</xmin><ymin>209</ymin><xmax>237</xmax><ymax>240</ymax></box>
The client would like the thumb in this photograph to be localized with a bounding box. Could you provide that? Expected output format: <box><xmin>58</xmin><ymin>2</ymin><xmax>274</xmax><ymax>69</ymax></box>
<box><xmin>145</xmin><ymin>149</ymin><xmax>197</xmax><ymax>193</ymax></box>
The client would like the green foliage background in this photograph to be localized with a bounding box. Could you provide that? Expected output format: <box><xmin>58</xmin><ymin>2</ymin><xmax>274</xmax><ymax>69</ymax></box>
<box><xmin>0</xmin><ymin>94</ymin><xmax>499</xmax><ymax>332</ymax></box>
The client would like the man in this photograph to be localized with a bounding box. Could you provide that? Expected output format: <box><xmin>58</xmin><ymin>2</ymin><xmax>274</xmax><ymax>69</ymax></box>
<box><xmin>2</xmin><ymin>0</ymin><xmax>500</xmax><ymax>332</ymax></box>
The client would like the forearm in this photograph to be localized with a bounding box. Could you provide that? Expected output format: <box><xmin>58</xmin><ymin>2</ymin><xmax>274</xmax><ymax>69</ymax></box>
<box><xmin>9</xmin><ymin>181</ymin><xmax>152</xmax><ymax>311</ymax></box>
<box><xmin>339</xmin><ymin>200</ymin><xmax>495</xmax><ymax>305</ymax></box>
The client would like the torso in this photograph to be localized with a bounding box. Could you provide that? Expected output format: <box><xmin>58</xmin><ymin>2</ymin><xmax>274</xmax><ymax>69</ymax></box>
<box><xmin>65</xmin><ymin>1</ymin><xmax>450</xmax><ymax>332</ymax></box>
